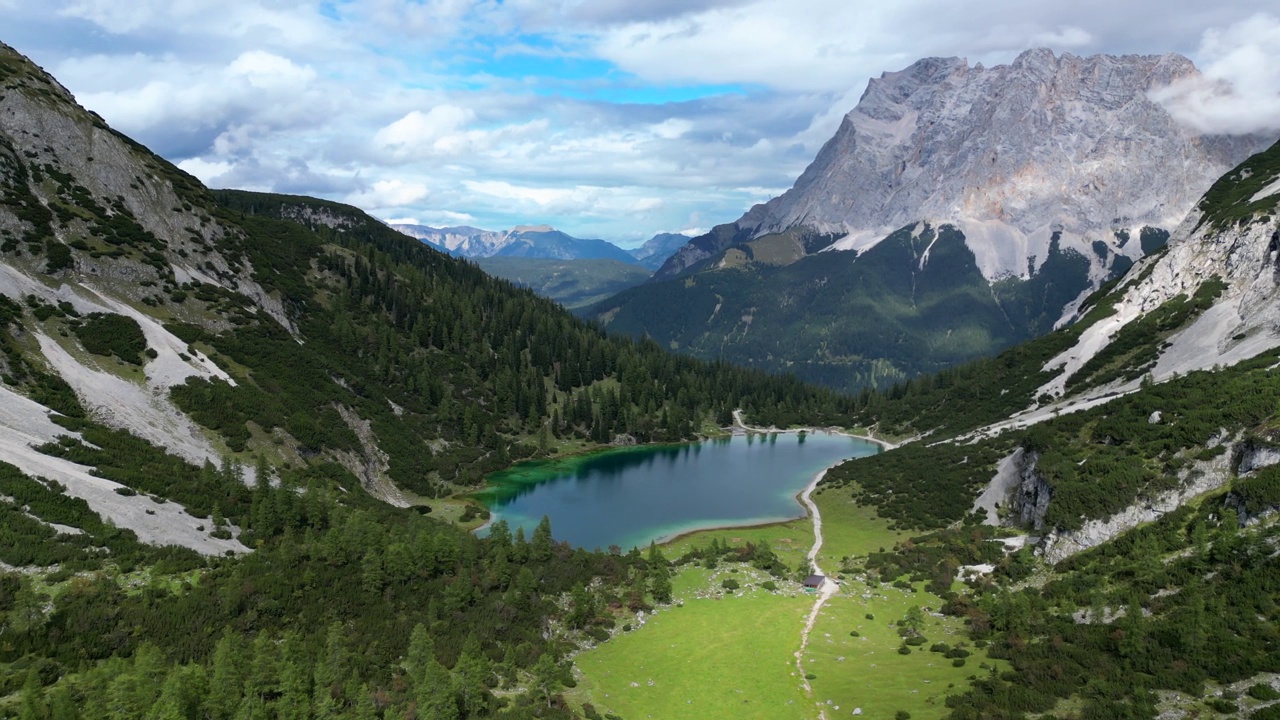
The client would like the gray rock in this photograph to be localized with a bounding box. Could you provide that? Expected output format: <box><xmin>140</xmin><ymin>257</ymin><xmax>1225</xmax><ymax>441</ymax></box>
<box><xmin>660</xmin><ymin>49</ymin><xmax>1267</xmax><ymax>284</ymax></box>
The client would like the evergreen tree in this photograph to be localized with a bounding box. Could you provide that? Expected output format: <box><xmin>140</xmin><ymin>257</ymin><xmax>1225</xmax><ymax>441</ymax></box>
<box><xmin>647</xmin><ymin>544</ymin><xmax>672</xmax><ymax>604</ymax></box>
<box><xmin>206</xmin><ymin>633</ymin><xmax>245</xmax><ymax>720</ymax></box>
<box><xmin>452</xmin><ymin>636</ymin><xmax>491</xmax><ymax>718</ymax></box>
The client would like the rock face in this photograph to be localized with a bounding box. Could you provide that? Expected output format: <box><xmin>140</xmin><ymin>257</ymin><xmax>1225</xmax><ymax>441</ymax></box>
<box><xmin>1038</xmin><ymin>445</ymin><xmax>1236</xmax><ymax>563</ymax></box>
<box><xmin>1009</xmin><ymin>451</ymin><xmax>1052</xmax><ymax>531</ymax></box>
<box><xmin>1237</xmin><ymin>439</ymin><xmax>1280</xmax><ymax>476</ymax></box>
<box><xmin>657</xmin><ymin>49</ymin><xmax>1267</xmax><ymax>282</ymax></box>
<box><xmin>1035</xmin><ymin>142</ymin><xmax>1280</xmax><ymax>402</ymax></box>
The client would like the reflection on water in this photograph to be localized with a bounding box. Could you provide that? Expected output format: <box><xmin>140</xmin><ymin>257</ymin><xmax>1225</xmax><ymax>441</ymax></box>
<box><xmin>478</xmin><ymin>432</ymin><xmax>879</xmax><ymax>550</ymax></box>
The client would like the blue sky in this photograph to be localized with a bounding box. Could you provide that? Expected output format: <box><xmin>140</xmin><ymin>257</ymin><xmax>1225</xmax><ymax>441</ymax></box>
<box><xmin>5</xmin><ymin>1</ymin><xmax>1279</xmax><ymax>246</ymax></box>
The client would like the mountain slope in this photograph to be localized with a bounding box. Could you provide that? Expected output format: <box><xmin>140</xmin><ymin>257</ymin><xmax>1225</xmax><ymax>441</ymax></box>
<box><xmin>595</xmin><ymin>49</ymin><xmax>1269</xmax><ymax>393</ymax></box>
<box><xmin>474</xmin><ymin>256</ymin><xmax>650</xmax><ymax>310</ymax></box>
<box><xmin>802</xmin><ymin>142</ymin><xmax>1280</xmax><ymax>718</ymax></box>
<box><xmin>628</xmin><ymin>232</ymin><xmax>689</xmax><ymax>270</ymax></box>
<box><xmin>0</xmin><ymin>42</ymin><xmax>856</xmax><ymax>559</ymax></box>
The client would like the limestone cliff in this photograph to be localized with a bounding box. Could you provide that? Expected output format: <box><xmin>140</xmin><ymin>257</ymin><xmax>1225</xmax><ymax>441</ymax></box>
<box><xmin>658</xmin><ymin>49</ymin><xmax>1268</xmax><ymax>282</ymax></box>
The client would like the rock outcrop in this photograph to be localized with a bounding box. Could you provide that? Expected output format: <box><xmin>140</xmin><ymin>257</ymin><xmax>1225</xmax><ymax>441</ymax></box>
<box><xmin>1009</xmin><ymin>450</ymin><xmax>1053</xmax><ymax>531</ymax></box>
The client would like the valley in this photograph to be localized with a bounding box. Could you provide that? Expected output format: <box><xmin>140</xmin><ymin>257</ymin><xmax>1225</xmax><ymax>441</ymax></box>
<box><xmin>3</xmin><ymin>20</ymin><xmax>1280</xmax><ymax>720</ymax></box>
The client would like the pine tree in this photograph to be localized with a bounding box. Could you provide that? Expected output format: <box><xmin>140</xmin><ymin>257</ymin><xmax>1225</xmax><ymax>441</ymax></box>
<box><xmin>647</xmin><ymin>544</ymin><xmax>672</xmax><ymax>604</ymax></box>
<box><xmin>206</xmin><ymin>633</ymin><xmax>244</xmax><ymax>720</ymax></box>
<box><xmin>530</xmin><ymin>516</ymin><xmax>554</xmax><ymax>563</ymax></box>
<box><xmin>19</xmin><ymin>667</ymin><xmax>44</xmax><ymax>720</ymax></box>
<box><xmin>528</xmin><ymin>654</ymin><xmax>563</xmax><ymax>709</ymax></box>
<box><xmin>452</xmin><ymin>636</ymin><xmax>492</xmax><ymax>718</ymax></box>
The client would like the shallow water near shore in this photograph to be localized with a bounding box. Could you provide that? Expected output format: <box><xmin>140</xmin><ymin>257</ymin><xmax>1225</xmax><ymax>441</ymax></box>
<box><xmin>476</xmin><ymin>432</ymin><xmax>879</xmax><ymax>550</ymax></box>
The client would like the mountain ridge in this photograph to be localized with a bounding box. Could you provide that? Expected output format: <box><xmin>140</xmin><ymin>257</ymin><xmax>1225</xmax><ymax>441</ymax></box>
<box><xmin>596</xmin><ymin>48</ymin><xmax>1273</xmax><ymax>392</ymax></box>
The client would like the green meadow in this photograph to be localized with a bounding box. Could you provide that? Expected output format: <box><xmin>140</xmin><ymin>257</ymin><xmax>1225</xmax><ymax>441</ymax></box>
<box><xmin>801</xmin><ymin>580</ymin><xmax>991</xmax><ymax>719</ymax></box>
<box><xmin>573</xmin><ymin>484</ymin><xmax>991</xmax><ymax>720</ymax></box>
<box><xmin>571</xmin><ymin>566</ymin><xmax>816</xmax><ymax>720</ymax></box>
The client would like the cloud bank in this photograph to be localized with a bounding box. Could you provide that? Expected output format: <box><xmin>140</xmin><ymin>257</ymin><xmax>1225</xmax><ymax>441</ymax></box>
<box><xmin>1151</xmin><ymin>14</ymin><xmax>1280</xmax><ymax>135</ymax></box>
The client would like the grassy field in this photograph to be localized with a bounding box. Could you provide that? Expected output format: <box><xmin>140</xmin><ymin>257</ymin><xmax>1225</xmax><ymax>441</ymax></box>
<box><xmin>573</xmin><ymin>489</ymin><xmax>983</xmax><ymax>720</ymax></box>
<box><xmin>811</xmin><ymin>485</ymin><xmax>904</xmax><ymax>566</ymax></box>
<box><xmin>571</xmin><ymin>566</ymin><xmax>818</xmax><ymax>720</ymax></box>
<box><xmin>661</xmin><ymin>518</ymin><xmax>814</xmax><ymax>568</ymax></box>
<box><xmin>803</xmin><ymin>579</ymin><xmax>994</xmax><ymax>720</ymax></box>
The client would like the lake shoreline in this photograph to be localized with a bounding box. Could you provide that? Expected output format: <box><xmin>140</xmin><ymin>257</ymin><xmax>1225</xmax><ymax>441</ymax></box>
<box><xmin>473</xmin><ymin>423</ymin><xmax>887</xmax><ymax>550</ymax></box>
<box><xmin>730</xmin><ymin>408</ymin><xmax>900</xmax><ymax>451</ymax></box>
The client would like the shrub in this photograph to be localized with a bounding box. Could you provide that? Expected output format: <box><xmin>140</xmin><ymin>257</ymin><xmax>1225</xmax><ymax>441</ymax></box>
<box><xmin>865</xmin><ymin>613</ymin><xmax>875</xmax><ymax>620</ymax></box>
<box><xmin>72</xmin><ymin>312</ymin><xmax>148</xmax><ymax>365</ymax></box>
<box><xmin>1205</xmin><ymin>698</ymin><xmax>1235</xmax><ymax>713</ymax></box>
<box><xmin>850</xmin><ymin>630</ymin><xmax>860</xmax><ymax>637</ymax></box>
<box><xmin>895</xmin><ymin>712</ymin><xmax>911</xmax><ymax>720</ymax></box>
<box><xmin>951</xmin><ymin>658</ymin><xmax>966</xmax><ymax>668</ymax></box>
<box><xmin>1248</xmin><ymin>683</ymin><xmax>1280</xmax><ymax>701</ymax></box>
<box><xmin>721</xmin><ymin>578</ymin><xmax>740</xmax><ymax>591</ymax></box>
<box><xmin>761</xmin><ymin>580</ymin><xmax>777</xmax><ymax>592</ymax></box>
<box><xmin>804</xmin><ymin>673</ymin><xmax>816</xmax><ymax>680</ymax></box>
<box><xmin>897</xmin><ymin>646</ymin><xmax>911</xmax><ymax>655</ymax></box>
<box><xmin>904</xmin><ymin>636</ymin><xmax>927</xmax><ymax>646</ymax></box>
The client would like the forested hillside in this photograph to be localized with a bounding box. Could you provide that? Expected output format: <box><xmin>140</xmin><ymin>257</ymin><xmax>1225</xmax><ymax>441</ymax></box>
<box><xmin>0</xmin><ymin>41</ymin><xmax>848</xmax><ymax>720</ymax></box>
<box><xmin>591</xmin><ymin>223</ymin><xmax>1127</xmax><ymax>393</ymax></box>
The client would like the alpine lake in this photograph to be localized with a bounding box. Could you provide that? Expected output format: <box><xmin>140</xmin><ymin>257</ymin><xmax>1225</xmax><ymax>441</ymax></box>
<box><xmin>474</xmin><ymin>431</ymin><xmax>881</xmax><ymax>551</ymax></box>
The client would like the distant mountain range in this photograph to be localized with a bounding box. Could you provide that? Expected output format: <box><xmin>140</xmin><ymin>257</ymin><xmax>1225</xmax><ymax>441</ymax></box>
<box><xmin>590</xmin><ymin>49</ymin><xmax>1272</xmax><ymax>392</ymax></box>
<box><xmin>388</xmin><ymin>223</ymin><xmax>689</xmax><ymax>308</ymax></box>
<box><xmin>389</xmin><ymin>222</ymin><xmax>688</xmax><ymax>269</ymax></box>
<box><xmin>628</xmin><ymin>232</ymin><xmax>692</xmax><ymax>270</ymax></box>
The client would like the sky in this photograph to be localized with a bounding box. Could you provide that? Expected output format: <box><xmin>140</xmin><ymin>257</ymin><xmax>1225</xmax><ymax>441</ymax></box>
<box><xmin>5</xmin><ymin>1</ymin><xmax>1280</xmax><ymax>247</ymax></box>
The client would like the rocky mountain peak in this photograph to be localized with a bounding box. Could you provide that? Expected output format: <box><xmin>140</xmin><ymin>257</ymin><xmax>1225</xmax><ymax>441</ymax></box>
<box><xmin>658</xmin><ymin>49</ymin><xmax>1268</xmax><ymax>282</ymax></box>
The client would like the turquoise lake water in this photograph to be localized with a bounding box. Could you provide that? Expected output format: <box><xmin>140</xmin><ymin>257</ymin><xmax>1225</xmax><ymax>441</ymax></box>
<box><xmin>477</xmin><ymin>432</ymin><xmax>880</xmax><ymax>550</ymax></box>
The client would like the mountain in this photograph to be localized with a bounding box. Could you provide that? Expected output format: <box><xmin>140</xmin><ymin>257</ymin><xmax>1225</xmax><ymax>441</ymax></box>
<box><xmin>5</xmin><ymin>38</ymin><xmax>1280</xmax><ymax>720</ymax></box>
<box><xmin>628</xmin><ymin>232</ymin><xmax>690</xmax><ymax>270</ymax></box>
<box><xmin>0</xmin><ymin>39</ymin><xmax>865</xmax><ymax>718</ymax></box>
<box><xmin>391</xmin><ymin>222</ymin><xmax>640</xmax><ymax>264</ymax></box>
<box><xmin>804</xmin><ymin>140</ymin><xmax>1280</xmax><ymax>716</ymax></box>
<box><xmin>594</xmin><ymin>50</ymin><xmax>1271</xmax><ymax>392</ymax></box>
<box><xmin>473</xmin><ymin>256</ymin><xmax>651</xmax><ymax>310</ymax></box>
<box><xmin>0</xmin><ymin>42</ymin><xmax>856</xmax><ymax>560</ymax></box>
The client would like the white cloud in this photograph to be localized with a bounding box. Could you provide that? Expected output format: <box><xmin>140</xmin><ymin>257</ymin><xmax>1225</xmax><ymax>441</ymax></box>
<box><xmin>374</xmin><ymin>106</ymin><xmax>477</xmax><ymax>156</ymax></box>
<box><xmin>13</xmin><ymin>0</ymin><xmax>1280</xmax><ymax>242</ymax></box>
<box><xmin>1151</xmin><ymin>13</ymin><xmax>1280</xmax><ymax>135</ymax></box>
<box><xmin>1030</xmin><ymin>25</ymin><xmax>1094</xmax><ymax>48</ymax></box>
<box><xmin>177</xmin><ymin>157</ymin><xmax>234</xmax><ymax>183</ymax></box>
<box><xmin>348</xmin><ymin>180</ymin><xmax>431</xmax><ymax>208</ymax></box>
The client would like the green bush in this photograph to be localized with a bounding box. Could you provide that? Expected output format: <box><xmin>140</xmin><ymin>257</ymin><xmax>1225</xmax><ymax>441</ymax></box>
<box><xmin>897</xmin><ymin>646</ymin><xmax>911</xmax><ymax>655</ymax></box>
<box><xmin>72</xmin><ymin>312</ymin><xmax>148</xmax><ymax>365</ymax></box>
<box><xmin>1206</xmin><ymin>698</ymin><xmax>1236</xmax><ymax>713</ymax></box>
<box><xmin>721</xmin><ymin>578</ymin><xmax>740</xmax><ymax>591</ymax></box>
<box><xmin>1248</xmin><ymin>683</ymin><xmax>1280</xmax><ymax>701</ymax></box>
